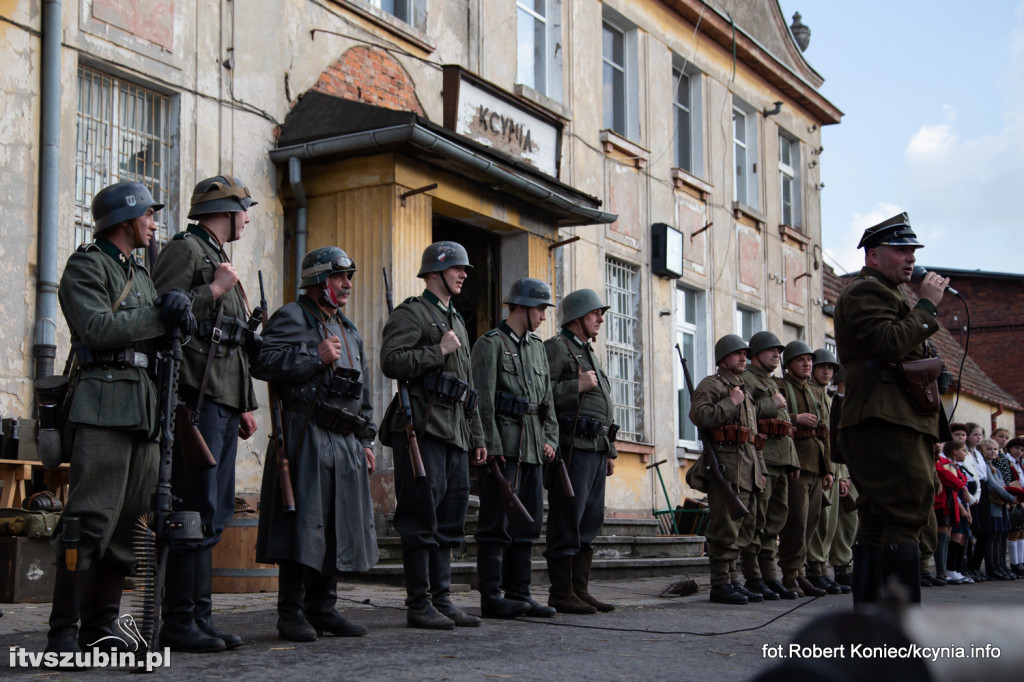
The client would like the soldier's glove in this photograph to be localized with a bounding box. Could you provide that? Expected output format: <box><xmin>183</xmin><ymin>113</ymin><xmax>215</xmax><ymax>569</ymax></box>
<box><xmin>156</xmin><ymin>288</ymin><xmax>197</xmax><ymax>337</ymax></box>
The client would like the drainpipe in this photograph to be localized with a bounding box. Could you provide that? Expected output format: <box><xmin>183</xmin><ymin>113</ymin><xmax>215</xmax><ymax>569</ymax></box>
<box><xmin>34</xmin><ymin>0</ymin><xmax>62</xmax><ymax>380</ymax></box>
<box><xmin>288</xmin><ymin>156</ymin><xmax>307</xmax><ymax>297</ymax></box>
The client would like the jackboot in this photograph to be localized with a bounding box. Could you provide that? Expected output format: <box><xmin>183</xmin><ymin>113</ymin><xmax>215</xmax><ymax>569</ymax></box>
<box><xmin>276</xmin><ymin>560</ymin><xmax>317</xmax><ymax>642</ymax></box>
<box><xmin>709</xmin><ymin>583</ymin><xmax>748</xmax><ymax>605</ymax></box>
<box><xmin>546</xmin><ymin>557</ymin><xmax>597</xmax><ymax>614</ymax></box>
<box><xmin>403</xmin><ymin>547</ymin><xmax>454</xmax><ymax>630</ymax></box>
<box><xmin>571</xmin><ymin>549</ymin><xmax>615</xmax><ymax>612</ymax></box>
<box><xmin>430</xmin><ymin>548</ymin><xmax>480</xmax><ymax>626</ymax></box>
<box><xmin>158</xmin><ymin>552</ymin><xmax>227</xmax><ymax>652</ymax></box>
<box><xmin>45</xmin><ymin>563</ymin><xmax>83</xmax><ymax>655</ymax></box>
<box><xmin>305</xmin><ymin>571</ymin><xmax>368</xmax><ymax>637</ymax></box>
<box><xmin>743</xmin><ymin>578</ymin><xmax>780</xmax><ymax>601</ymax></box>
<box><xmin>882</xmin><ymin>542</ymin><xmax>921</xmax><ymax>604</ymax></box>
<box><xmin>477</xmin><ymin>544</ymin><xmax>530</xmax><ymax>619</ymax></box>
<box><xmin>194</xmin><ymin>546</ymin><xmax>242</xmax><ymax>649</ymax></box>
<box><xmin>503</xmin><ymin>544</ymin><xmax>554</xmax><ymax>617</ymax></box>
<box><xmin>852</xmin><ymin>543</ymin><xmax>884</xmax><ymax>607</ymax></box>
<box><xmin>79</xmin><ymin>562</ymin><xmax>141</xmax><ymax>653</ymax></box>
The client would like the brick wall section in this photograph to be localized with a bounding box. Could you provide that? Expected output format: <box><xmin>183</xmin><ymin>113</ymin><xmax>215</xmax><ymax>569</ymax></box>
<box><xmin>314</xmin><ymin>46</ymin><xmax>424</xmax><ymax>116</ymax></box>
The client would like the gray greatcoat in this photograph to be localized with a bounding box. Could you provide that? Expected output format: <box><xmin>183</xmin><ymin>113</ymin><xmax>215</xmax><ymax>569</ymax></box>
<box><xmin>252</xmin><ymin>295</ymin><xmax>378</xmax><ymax>573</ymax></box>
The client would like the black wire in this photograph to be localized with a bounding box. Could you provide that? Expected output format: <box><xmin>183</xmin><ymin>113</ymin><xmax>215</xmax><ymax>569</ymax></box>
<box><xmin>947</xmin><ymin>293</ymin><xmax>969</xmax><ymax>422</ymax></box>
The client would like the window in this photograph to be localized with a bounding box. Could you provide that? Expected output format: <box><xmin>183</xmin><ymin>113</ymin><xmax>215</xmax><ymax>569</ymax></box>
<box><xmin>734</xmin><ymin>305</ymin><xmax>762</xmax><ymax>341</ymax></box>
<box><xmin>675</xmin><ymin>287</ymin><xmax>707</xmax><ymax>449</ymax></box>
<box><xmin>517</xmin><ymin>0</ymin><xmax>563</xmax><ymax>101</ymax></box>
<box><xmin>824</xmin><ymin>335</ymin><xmax>837</xmax><ymax>358</ymax></box>
<box><xmin>602</xmin><ymin>8</ymin><xmax>638</xmax><ymax>139</ymax></box>
<box><xmin>733</xmin><ymin>99</ymin><xmax>759</xmax><ymax>208</ymax></box>
<box><xmin>606</xmin><ymin>258</ymin><xmax>643</xmax><ymax>442</ymax></box>
<box><xmin>671</xmin><ymin>60</ymin><xmax>703</xmax><ymax>175</ymax></box>
<box><xmin>75</xmin><ymin>66</ymin><xmax>174</xmax><ymax>247</ymax></box>
<box><xmin>783</xmin><ymin>322</ymin><xmax>804</xmax><ymax>344</ymax></box>
<box><xmin>779</xmin><ymin>131</ymin><xmax>801</xmax><ymax>228</ymax></box>
<box><xmin>368</xmin><ymin>0</ymin><xmax>412</xmax><ymax>23</ymax></box>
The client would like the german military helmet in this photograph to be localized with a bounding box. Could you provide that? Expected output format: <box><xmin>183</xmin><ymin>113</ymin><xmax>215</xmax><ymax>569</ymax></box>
<box><xmin>188</xmin><ymin>176</ymin><xmax>257</xmax><ymax>219</ymax></box>
<box><xmin>856</xmin><ymin>212</ymin><xmax>922</xmax><ymax>250</ymax></box>
<box><xmin>812</xmin><ymin>348</ymin><xmax>839</xmax><ymax>369</ymax></box>
<box><xmin>560</xmin><ymin>289</ymin><xmax>610</xmax><ymax>325</ymax></box>
<box><xmin>783</xmin><ymin>340</ymin><xmax>814</xmax><ymax>366</ymax></box>
<box><xmin>300</xmin><ymin>246</ymin><xmax>356</xmax><ymax>288</ymax></box>
<box><xmin>714</xmin><ymin>334</ymin><xmax>751</xmax><ymax>365</ymax></box>
<box><xmin>417</xmin><ymin>241</ymin><xmax>473</xmax><ymax>277</ymax></box>
<box><xmin>504</xmin><ymin>278</ymin><xmax>553</xmax><ymax>308</ymax></box>
<box><xmin>91</xmin><ymin>181</ymin><xmax>164</xmax><ymax>234</ymax></box>
<box><xmin>748</xmin><ymin>331</ymin><xmax>786</xmax><ymax>356</ymax></box>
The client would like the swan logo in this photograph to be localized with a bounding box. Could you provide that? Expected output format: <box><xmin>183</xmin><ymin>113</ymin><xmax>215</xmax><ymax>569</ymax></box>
<box><xmin>86</xmin><ymin>614</ymin><xmax>145</xmax><ymax>652</ymax></box>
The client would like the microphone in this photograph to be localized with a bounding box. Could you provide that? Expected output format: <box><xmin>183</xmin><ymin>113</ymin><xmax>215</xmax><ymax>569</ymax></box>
<box><xmin>911</xmin><ymin>266</ymin><xmax>960</xmax><ymax>297</ymax></box>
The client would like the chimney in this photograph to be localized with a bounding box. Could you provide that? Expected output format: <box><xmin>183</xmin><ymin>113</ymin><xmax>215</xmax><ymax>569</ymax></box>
<box><xmin>790</xmin><ymin>12</ymin><xmax>811</xmax><ymax>52</ymax></box>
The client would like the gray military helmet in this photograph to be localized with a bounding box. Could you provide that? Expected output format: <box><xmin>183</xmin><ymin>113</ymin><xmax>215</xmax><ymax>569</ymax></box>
<box><xmin>748</xmin><ymin>331</ymin><xmax>785</xmax><ymax>356</ymax></box>
<box><xmin>504</xmin><ymin>278</ymin><xmax>553</xmax><ymax>308</ymax></box>
<box><xmin>300</xmin><ymin>246</ymin><xmax>357</xmax><ymax>288</ymax></box>
<box><xmin>91</xmin><ymin>181</ymin><xmax>164</xmax><ymax>234</ymax></box>
<box><xmin>783</xmin><ymin>340</ymin><xmax>815</xmax><ymax>366</ymax></box>
<box><xmin>417</xmin><ymin>241</ymin><xmax>473</xmax><ymax>277</ymax></box>
<box><xmin>812</xmin><ymin>348</ymin><xmax>839</xmax><ymax>369</ymax></box>
<box><xmin>188</xmin><ymin>176</ymin><xmax>258</xmax><ymax>219</ymax></box>
<box><xmin>714</xmin><ymin>334</ymin><xmax>751</xmax><ymax>365</ymax></box>
<box><xmin>560</xmin><ymin>289</ymin><xmax>610</xmax><ymax>325</ymax></box>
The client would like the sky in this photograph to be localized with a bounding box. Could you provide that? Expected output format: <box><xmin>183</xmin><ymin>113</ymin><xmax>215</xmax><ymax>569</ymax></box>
<box><xmin>777</xmin><ymin>0</ymin><xmax>1024</xmax><ymax>277</ymax></box>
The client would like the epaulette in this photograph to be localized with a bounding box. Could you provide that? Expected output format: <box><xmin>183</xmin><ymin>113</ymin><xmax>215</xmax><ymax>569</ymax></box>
<box><xmin>484</xmin><ymin>330</ymin><xmax>499</xmax><ymax>337</ymax></box>
<box><xmin>171</xmin><ymin>231</ymin><xmax>191</xmax><ymax>241</ymax></box>
<box><xmin>527</xmin><ymin>332</ymin><xmax>542</xmax><ymax>340</ymax></box>
<box><xmin>76</xmin><ymin>243</ymin><xmax>99</xmax><ymax>253</ymax></box>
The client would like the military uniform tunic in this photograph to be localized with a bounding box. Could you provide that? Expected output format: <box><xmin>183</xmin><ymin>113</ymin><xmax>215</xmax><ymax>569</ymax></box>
<box><xmin>53</xmin><ymin>239</ymin><xmax>164</xmax><ymax>571</ymax></box>
<box><xmin>252</xmin><ymin>296</ymin><xmax>378</xmax><ymax>573</ymax></box>
<box><xmin>543</xmin><ymin>329</ymin><xmax>617</xmax><ymax>559</ymax></box>
<box><xmin>835</xmin><ymin>266</ymin><xmax>942</xmax><ymax>546</ymax></box>
<box><xmin>152</xmin><ymin>225</ymin><xmax>258</xmax><ymax>546</ymax></box>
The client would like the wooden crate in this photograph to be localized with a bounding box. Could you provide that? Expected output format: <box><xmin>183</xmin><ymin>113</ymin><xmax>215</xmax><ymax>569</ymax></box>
<box><xmin>0</xmin><ymin>536</ymin><xmax>55</xmax><ymax>603</ymax></box>
<box><xmin>211</xmin><ymin>515</ymin><xmax>278</xmax><ymax>593</ymax></box>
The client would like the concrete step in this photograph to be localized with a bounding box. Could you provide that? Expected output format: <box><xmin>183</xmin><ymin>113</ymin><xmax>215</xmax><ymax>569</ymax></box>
<box><xmin>381</xmin><ymin>514</ymin><xmax>663</xmax><ymax>539</ymax></box>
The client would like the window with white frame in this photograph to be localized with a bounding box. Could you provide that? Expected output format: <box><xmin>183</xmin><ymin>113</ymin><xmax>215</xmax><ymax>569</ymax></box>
<box><xmin>362</xmin><ymin>0</ymin><xmax>423</xmax><ymax>27</ymax></box>
<box><xmin>602</xmin><ymin>8</ymin><xmax>638</xmax><ymax>139</ymax></box>
<box><xmin>606</xmin><ymin>258</ymin><xmax>644</xmax><ymax>442</ymax></box>
<box><xmin>824</xmin><ymin>335</ymin><xmax>837</xmax><ymax>358</ymax></box>
<box><xmin>734</xmin><ymin>305</ymin><xmax>762</xmax><ymax>342</ymax></box>
<box><xmin>672</xmin><ymin>58</ymin><xmax>707</xmax><ymax>176</ymax></box>
<box><xmin>779</xmin><ymin>131</ymin><xmax>801</xmax><ymax>228</ymax></box>
<box><xmin>517</xmin><ymin>0</ymin><xmax>563</xmax><ymax>101</ymax></box>
<box><xmin>675</xmin><ymin>287</ymin><xmax>706</xmax><ymax>448</ymax></box>
<box><xmin>75</xmin><ymin>65</ymin><xmax>174</xmax><ymax>248</ymax></box>
<box><xmin>732</xmin><ymin>99</ymin><xmax>759</xmax><ymax>208</ymax></box>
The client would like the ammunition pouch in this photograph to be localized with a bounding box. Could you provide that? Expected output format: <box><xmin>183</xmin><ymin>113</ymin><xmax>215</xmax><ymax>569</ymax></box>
<box><xmin>422</xmin><ymin>371</ymin><xmax>469</xmax><ymax>405</ymax></box>
<box><xmin>495</xmin><ymin>391</ymin><xmax>548</xmax><ymax>422</ymax></box>
<box><xmin>197</xmin><ymin>315</ymin><xmax>248</xmax><ymax>349</ymax></box>
<box><xmin>74</xmin><ymin>343</ymin><xmax>149</xmax><ymax>369</ymax></box>
<box><xmin>558</xmin><ymin>414</ymin><xmax>618</xmax><ymax>440</ymax></box>
<box><xmin>758</xmin><ymin>418</ymin><xmax>795</xmax><ymax>439</ymax></box>
<box><xmin>465</xmin><ymin>389</ymin><xmax>478</xmax><ymax>417</ymax></box>
<box><xmin>709</xmin><ymin>424</ymin><xmax>752</xmax><ymax>445</ymax></box>
<box><xmin>753</xmin><ymin>433</ymin><xmax>768</xmax><ymax>450</ymax></box>
<box><xmin>793</xmin><ymin>423</ymin><xmax>829</xmax><ymax>440</ymax></box>
<box><xmin>313</xmin><ymin>403</ymin><xmax>369</xmax><ymax>436</ymax></box>
<box><xmin>326</xmin><ymin>367</ymin><xmax>363</xmax><ymax>402</ymax></box>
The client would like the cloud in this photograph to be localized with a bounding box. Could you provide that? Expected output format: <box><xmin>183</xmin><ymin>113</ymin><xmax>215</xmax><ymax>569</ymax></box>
<box><xmin>905</xmin><ymin>123</ymin><xmax>957</xmax><ymax>160</ymax></box>
<box><xmin>824</xmin><ymin>202</ymin><xmax>903</xmax><ymax>275</ymax></box>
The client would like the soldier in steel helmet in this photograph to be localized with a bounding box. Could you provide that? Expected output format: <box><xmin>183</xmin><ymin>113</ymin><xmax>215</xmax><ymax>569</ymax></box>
<box><xmin>543</xmin><ymin>289</ymin><xmax>618</xmax><ymax>614</ymax></box>
<box><xmin>380</xmin><ymin>241</ymin><xmax>487</xmax><ymax>630</ymax></box>
<box><xmin>151</xmin><ymin>175</ymin><xmax>260</xmax><ymax>652</ymax></box>
<box><xmin>834</xmin><ymin>212</ymin><xmax>950</xmax><ymax>605</ymax></box>
<box><xmin>251</xmin><ymin>246</ymin><xmax>378</xmax><ymax>641</ymax></box>
<box><xmin>740</xmin><ymin>331</ymin><xmax>801</xmax><ymax>601</ymax></box>
<box><xmin>45</xmin><ymin>181</ymin><xmax>196</xmax><ymax>656</ymax></box>
<box><xmin>471</xmin><ymin>278</ymin><xmax>559</xmax><ymax>620</ymax></box>
<box><xmin>688</xmin><ymin>334</ymin><xmax>766</xmax><ymax>605</ymax></box>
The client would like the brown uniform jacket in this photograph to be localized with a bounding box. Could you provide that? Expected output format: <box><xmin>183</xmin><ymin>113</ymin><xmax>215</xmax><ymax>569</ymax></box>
<box><xmin>688</xmin><ymin>372</ymin><xmax>766</xmax><ymax>493</ymax></box>
<box><xmin>742</xmin><ymin>365</ymin><xmax>799</xmax><ymax>470</ymax></box>
<box><xmin>783</xmin><ymin>375</ymin><xmax>832</xmax><ymax>475</ymax></box>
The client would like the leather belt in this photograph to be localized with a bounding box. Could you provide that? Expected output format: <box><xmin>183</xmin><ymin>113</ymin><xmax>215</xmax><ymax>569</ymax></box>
<box><xmin>75</xmin><ymin>346</ymin><xmax>149</xmax><ymax>369</ymax></box>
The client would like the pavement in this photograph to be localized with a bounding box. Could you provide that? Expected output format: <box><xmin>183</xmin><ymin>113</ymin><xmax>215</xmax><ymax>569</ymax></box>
<box><xmin>2</xmin><ymin>574</ymin><xmax>1023</xmax><ymax>680</ymax></box>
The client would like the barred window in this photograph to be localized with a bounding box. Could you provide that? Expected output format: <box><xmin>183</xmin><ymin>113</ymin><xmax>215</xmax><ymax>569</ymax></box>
<box><xmin>75</xmin><ymin>66</ymin><xmax>174</xmax><ymax>247</ymax></box>
<box><xmin>605</xmin><ymin>258</ymin><xmax>643</xmax><ymax>442</ymax></box>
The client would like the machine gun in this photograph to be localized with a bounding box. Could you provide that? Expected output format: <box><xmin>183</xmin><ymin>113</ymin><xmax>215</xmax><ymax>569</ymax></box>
<box><xmin>382</xmin><ymin>267</ymin><xmax>426</xmax><ymax>481</ymax></box>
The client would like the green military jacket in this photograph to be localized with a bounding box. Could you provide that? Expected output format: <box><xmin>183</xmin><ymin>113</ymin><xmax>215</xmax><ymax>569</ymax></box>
<box><xmin>742</xmin><ymin>365</ymin><xmax>799</xmax><ymax>470</ymax></box>
<box><xmin>813</xmin><ymin>379</ymin><xmax>849</xmax><ymax>479</ymax></box>
<box><xmin>544</xmin><ymin>328</ymin><xmax>617</xmax><ymax>457</ymax></box>
<box><xmin>380</xmin><ymin>290</ymin><xmax>485</xmax><ymax>451</ymax></box>
<box><xmin>688</xmin><ymin>371</ymin><xmax>766</xmax><ymax>493</ymax></box>
<box><xmin>783</xmin><ymin>375</ymin><xmax>832</xmax><ymax>475</ymax></box>
<box><xmin>59</xmin><ymin>240</ymin><xmax>164</xmax><ymax>435</ymax></box>
<box><xmin>152</xmin><ymin>225</ymin><xmax>257</xmax><ymax>412</ymax></box>
<box><xmin>470</xmin><ymin>321</ymin><xmax>558</xmax><ymax>464</ymax></box>
<box><xmin>834</xmin><ymin>266</ymin><xmax>941</xmax><ymax>437</ymax></box>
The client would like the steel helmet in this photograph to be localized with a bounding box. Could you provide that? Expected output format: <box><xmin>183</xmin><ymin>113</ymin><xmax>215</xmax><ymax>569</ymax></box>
<box><xmin>812</xmin><ymin>348</ymin><xmax>839</xmax><ymax>369</ymax></box>
<box><xmin>188</xmin><ymin>176</ymin><xmax>257</xmax><ymax>219</ymax></box>
<box><xmin>300</xmin><ymin>247</ymin><xmax>357</xmax><ymax>288</ymax></box>
<box><xmin>560</xmin><ymin>289</ymin><xmax>609</xmax><ymax>325</ymax></box>
<box><xmin>783</xmin><ymin>340</ymin><xmax>815</xmax><ymax>367</ymax></box>
<box><xmin>417</xmin><ymin>241</ymin><xmax>473</xmax><ymax>277</ymax></box>
<box><xmin>715</xmin><ymin>334</ymin><xmax>751</xmax><ymax>364</ymax></box>
<box><xmin>504</xmin><ymin>278</ymin><xmax>553</xmax><ymax>308</ymax></box>
<box><xmin>748</xmin><ymin>331</ymin><xmax>785</xmax><ymax>356</ymax></box>
<box><xmin>91</xmin><ymin>181</ymin><xmax>164</xmax><ymax>234</ymax></box>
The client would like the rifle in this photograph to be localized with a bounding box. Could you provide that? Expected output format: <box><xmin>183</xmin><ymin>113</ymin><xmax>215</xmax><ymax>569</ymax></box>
<box><xmin>553</xmin><ymin>449</ymin><xmax>575</xmax><ymax>499</ymax></box>
<box><xmin>675</xmin><ymin>344</ymin><xmax>749</xmax><ymax>520</ymax></box>
<box><xmin>134</xmin><ymin>326</ymin><xmax>204</xmax><ymax>651</ymax></box>
<box><xmin>382</xmin><ymin>267</ymin><xmax>426</xmax><ymax>481</ymax></box>
<box><xmin>267</xmin><ymin>384</ymin><xmax>297</xmax><ymax>513</ymax></box>
<box><xmin>489</xmin><ymin>459</ymin><xmax>534</xmax><ymax>525</ymax></box>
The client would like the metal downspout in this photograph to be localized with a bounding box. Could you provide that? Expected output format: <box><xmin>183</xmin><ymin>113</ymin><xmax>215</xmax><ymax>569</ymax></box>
<box><xmin>34</xmin><ymin>0</ymin><xmax>62</xmax><ymax>380</ymax></box>
<box><xmin>288</xmin><ymin>157</ymin><xmax>308</xmax><ymax>297</ymax></box>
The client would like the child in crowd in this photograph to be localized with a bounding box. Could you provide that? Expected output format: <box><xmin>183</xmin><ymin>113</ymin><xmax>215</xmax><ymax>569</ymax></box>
<box><xmin>963</xmin><ymin>423</ymin><xmax>989</xmax><ymax>581</ymax></box>
<box><xmin>979</xmin><ymin>438</ymin><xmax>1017</xmax><ymax>580</ymax></box>
<box><xmin>939</xmin><ymin>440</ymin><xmax>974</xmax><ymax>584</ymax></box>
<box><xmin>1003</xmin><ymin>437</ymin><xmax>1024</xmax><ymax>576</ymax></box>
<box><xmin>935</xmin><ymin>441</ymin><xmax>969</xmax><ymax>583</ymax></box>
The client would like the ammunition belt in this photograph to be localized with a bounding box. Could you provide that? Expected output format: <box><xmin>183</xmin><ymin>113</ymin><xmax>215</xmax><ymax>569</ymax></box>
<box><xmin>495</xmin><ymin>390</ymin><xmax>548</xmax><ymax>421</ymax></box>
<box><xmin>197</xmin><ymin>315</ymin><xmax>248</xmax><ymax>348</ymax></box>
<box><xmin>793</xmin><ymin>423</ymin><xmax>829</xmax><ymax>440</ymax></box>
<box><xmin>422</xmin><ymin>371</ymin><xmax>479</xmax><ymax>416</ymax></box>
<box><xmin>753</xmin><ymin>433</ymin><xmax>768</xmax><ymax>450</ymax></box>
<box><xmin>312</xmin><ymin>403</ymin><xmax>369</xmax><ymax>436</ymax></box>
<box><xmin>558</xmin><ymin>414</ymin><xmax>619</xmax><ymax>441</ymax></box>
<box><xmin>758</xmin><ymin>418</ymin><xmax>796</xmax><ymax>439</ymax></box>
<box><xmin>326</xmin><ymin>369</ymin><xmax>363</xmax><ymax>401</ymax></box>
<box><xmin>709</xmin><ymin>424</ymin><xmax>752</xmax><ymax>445</ymax></box>
<box><xmin>75</xmin><ymin>344</ymin><xmax>149</xmax><ymax>369</ymax></box>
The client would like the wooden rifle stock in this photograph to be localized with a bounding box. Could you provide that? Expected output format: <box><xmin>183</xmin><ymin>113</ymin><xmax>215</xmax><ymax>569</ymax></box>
<box><xmin>383</xmin><ymin>267</ymin><xmax>426</xmax><ymax>481</ymax></box>
<box><xmin>676</xmin><ymin>344</ymin><xmax>749</xmax><ymax>520</ymax></box>
<box><xmin>489</xmin><ymin>459</ymin><xmax>534</xmax><ymax>525</ymax></box>
<box><xmin>267</xmin><ymin>385</ymin><xmax>296</xmax><ymax>513</ymax></box>
<box><xmin>554</xmin><ymin>450</ymin><xmax>575</xmax><ymax>498</ymax></box>
<box><xmin>175</xmin><ymin>404</ymin><xmax>217</xmax><ymax>472</ymax></box>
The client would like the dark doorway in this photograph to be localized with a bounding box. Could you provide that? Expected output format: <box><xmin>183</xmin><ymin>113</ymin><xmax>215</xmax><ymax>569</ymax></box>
<box><xmin>432</xmin><ymin>216</ymin><xmax>500</xmax><ymax>342</ymax></box>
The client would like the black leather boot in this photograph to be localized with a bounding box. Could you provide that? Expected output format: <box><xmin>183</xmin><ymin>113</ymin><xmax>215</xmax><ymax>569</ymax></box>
<box><xmin>709</xmin><ymin>583</ymin><xmax>748</xmax><ymax>604</ymax></box>
<box><xmin>276</xmin><ymin>560</ymin><xmax>317</xmax><ymax>642</ymax></box>
<box><xmin>743</xmin><ymin>578</ymin><xmax>780</xmax><ymax>601</ymax></box>
<box><xmin>158</xmin><ymin>552</ymin><xmax>226</xmax><ymax>652</ymax></box>
<box><xmin>882</xmin><ymin>542</ymin><xmax>921</xmax><ymax>604</ymax></box>
<box><xmin>45</xmin><ymin>563</ymin><xmax>83</xmax><ymax>656</ymax></box>
<box><xmin>194</xmin><ymin>546</ymin><xmax>242</xmax><ymax>649</ymax></box>
<box><xmin>547</xmin><ymin>557</ymin><xmax>597</xmax><ymax>614</ymax></box>
<box><xmin>571</xmin><ymin>549</ymin><xmax>615</xmax><ymax>612</ymax></box>
<box><xmin>403</xmin><ymin>547</ymin><xmax>454</xmax><ymax>630</ymax></box>
<box><xmin>852</xmin><ymin>543</ymin><xmax>884</xmax><ymax>608</ymax></box>
<box><xmin>503</xmin><ymin>544</ymin><xmax>554</xmax><ymax>617</ymax></box>
<box><xmin>477</xmin><ymin>544</ymin><xmax>530</xmax><ymax>619</ymax></box>
<box><xmin>430</xmin><ymin>548</ymin><xmax>480</xmax><ymax>626</ymax></box>
<box><xmin>305</xmin><ymin>571</ymin><xmax>368</xmax><ymax>637</ymax></box>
